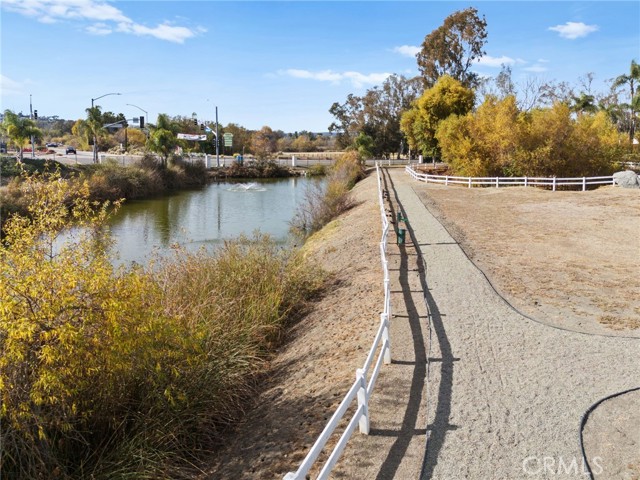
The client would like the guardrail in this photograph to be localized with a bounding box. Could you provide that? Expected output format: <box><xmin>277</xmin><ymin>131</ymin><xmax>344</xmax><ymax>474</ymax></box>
<box><xmin>284</xmin><ymin>163</ymin><xmax>392</xmax><ymax>480</ymax></box>
<box><xmin>406</xmin><ymin>165</ymin><xmax>616</xmax><ymax>191</ymax></box>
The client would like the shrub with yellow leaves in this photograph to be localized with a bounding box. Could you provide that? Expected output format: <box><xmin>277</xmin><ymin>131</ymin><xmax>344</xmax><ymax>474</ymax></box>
<box><xmin>0</xmin><ymin>173</ymin><xmax>323</xmax><ymax>478</ymax></box>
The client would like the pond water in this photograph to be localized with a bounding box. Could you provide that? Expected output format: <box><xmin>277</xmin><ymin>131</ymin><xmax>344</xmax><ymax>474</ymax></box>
<box><xmin>107</xmin><ymin>176</ymin><xmax>317</xmax><ymax>265</ymax></box>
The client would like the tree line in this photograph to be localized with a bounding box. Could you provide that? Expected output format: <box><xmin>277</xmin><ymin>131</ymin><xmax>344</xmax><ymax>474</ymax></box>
<box><xmin>1</xmin><ymin>110</ymin><xmax>337</xmax><ymax>166</ymax></box>
<box><xmin>329</xmin><ymin>7</ymin><xmax>639</xmax><ymax>176</ymax></box>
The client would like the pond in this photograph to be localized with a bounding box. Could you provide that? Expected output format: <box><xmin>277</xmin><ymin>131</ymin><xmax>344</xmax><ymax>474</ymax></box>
<box><xmin>107</xmin><ymin>176</ymin><xmax>317</xmax><ymax>265</ymax></box>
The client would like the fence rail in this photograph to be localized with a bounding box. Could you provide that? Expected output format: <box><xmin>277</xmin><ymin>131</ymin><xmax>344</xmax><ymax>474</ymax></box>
<box><xmin>284</xmin><ymin>163</ymin><xmax>392</xmax><ymax>480</ymax></box>
<box><xmin>406</xmin><ymin>165</ymin><xmax>616</xmax><ymax>191</ymax></box>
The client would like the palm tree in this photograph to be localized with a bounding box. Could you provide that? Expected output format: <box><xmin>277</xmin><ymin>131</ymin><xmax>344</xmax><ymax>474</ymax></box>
<box><xmin>1</xmin><ymin>110</ymin><xmax>41</xmax><ymax>161</ymax></box>
<box><xmin>570</xmin><ymin>92</ymin><xmax>597</xmax><ymax>116</ymax></box>
<box><xmin>612</xmin><ymin>59</ymin><xmax>640</xmax><ymax>142</ymax></box>
<box><xmin>146</xmin><ymin>113</ymin><xmax>178</xmax><ymax>167</ymax></box>
<box><xmin>85</xmin><ymin>106</ymin><xmax>104</xmax><ymax>163</ymax></box>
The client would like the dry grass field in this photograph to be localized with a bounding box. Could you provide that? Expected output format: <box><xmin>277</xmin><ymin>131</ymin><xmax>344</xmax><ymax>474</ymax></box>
<box><xmin>412</xmin><ymin>182</ymin><xmax>640</xmax><ymax>337</ymax></box>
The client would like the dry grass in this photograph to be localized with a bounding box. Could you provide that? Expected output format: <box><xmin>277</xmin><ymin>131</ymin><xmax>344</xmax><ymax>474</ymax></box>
<box><xmin>413</xmin><ymin>182</ymin><xmax>640</xmax><ymax>335</ymax></box>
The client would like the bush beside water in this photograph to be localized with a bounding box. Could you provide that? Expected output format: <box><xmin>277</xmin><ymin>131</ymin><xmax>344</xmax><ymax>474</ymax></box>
<box><xmin>290</xmin><ymin>150</ymin><xmax>365</xmax><ymax>237</ymax></box>
<box><xmin>0</xmin><ymin>176</ymin><xmax>324</xmax><ymax>478</ymax></box>
<box><xmin>0</xmin><ymin>156</ymin><xmax>207</xmax><ymax>230</ymax></box>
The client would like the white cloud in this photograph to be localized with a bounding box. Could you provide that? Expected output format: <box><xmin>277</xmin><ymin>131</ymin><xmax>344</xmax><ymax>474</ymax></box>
<box><xmin>548</xmin><ymin>21</ymin><xmax>599</xmax><ymax>39</ymax></box>
<box><xmin>1</xmin><ymin>0</ymin><xmax>203</xmax><ymax>43</ymax></box>
<box><xmin>392</xmin><ymin>45</ymin><xmax>420</xmax><ymax>58</ymax></box>
<box><xmin>523</xmin><ymin>64</ymin><xmax>549</xmax><ymax>73</ymax></box>
<box><xmin>0</xmin><ymin>74</ymin><xmax>26</xmax><ymax>95</ymax></box>
<box><xmin>116</xmin><ymin>21</ymin><xmax>198</xmax><ymax>43</ymax></box>
<box><xmin>86</xmin><ymin>22</ymin><xmax>112</xmax><ymax>36</ymax></box>
<box><xmin>279</xmin><ymin>69</ymin><xmax>391</xmax><ymax>88</ymax></box>
<box><xmin>476</xmin><ymin>55</ymin><xmax>526</xmax><ymax>67</ymax></box>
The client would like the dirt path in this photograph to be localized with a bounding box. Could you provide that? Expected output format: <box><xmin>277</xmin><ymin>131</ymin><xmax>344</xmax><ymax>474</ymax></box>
<box><xmin>202</xmin><ymin>169</ymin><xmax>639</xmax><ymax>479</ymax></box>
<box><xmin>387</xmin><ymin>169</ymin><xmax>640</xmax><ymax>479</ymax></box>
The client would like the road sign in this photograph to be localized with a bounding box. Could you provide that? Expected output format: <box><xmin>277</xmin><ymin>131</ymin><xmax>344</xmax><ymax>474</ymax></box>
<box><xmin>223</xmin><ymin>132</ymin><xmax>233</xmax><ymax>147</ymax></box>
<box><xmin>177</xmin><ymin>133</ymin><xmax>207</xmax><ymax>141</ymax></box>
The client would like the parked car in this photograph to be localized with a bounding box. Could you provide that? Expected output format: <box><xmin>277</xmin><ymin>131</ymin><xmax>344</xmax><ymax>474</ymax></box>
<box><xmin>65</xmin><ymin>146</ymin><xmax>77</xmax><ymax>154</ymax></box>
<box><xmin>46</xmin><ymin>142</ymin><xmax>59</xmax><ymax>147</ymax></box>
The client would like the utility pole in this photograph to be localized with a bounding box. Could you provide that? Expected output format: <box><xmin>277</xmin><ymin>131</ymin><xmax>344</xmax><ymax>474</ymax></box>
<box><xmin>29</xmin><ymin>94</ymin><xmax>35</xmax><ymax>159</ymax></box>
<box><xmin>215</xmin><ymin>106</ymin><xmax>220</xmax><ymax>167</ymax></box>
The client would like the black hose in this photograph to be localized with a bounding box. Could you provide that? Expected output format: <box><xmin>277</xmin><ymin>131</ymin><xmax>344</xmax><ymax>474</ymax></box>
<box><xmin>579</xmin><ymin>387</ymin><xmax>640</xmax><ymax>479</ymax></box>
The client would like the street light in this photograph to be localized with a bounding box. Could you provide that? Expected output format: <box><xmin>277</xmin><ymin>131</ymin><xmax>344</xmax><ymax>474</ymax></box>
<box><xmin>126</xmin><ymin>103</ymin><xmax>148</xmax><ymax>128</ymax></box>
<box><xmin>91</xmin><ymin>92</ymin><xmax>121</xmax><ymax>109</ymax></box>
<box><xmin>90</xmin><ymin>92</ymin><xmax>121</xmax><ymax>163</ymax></box>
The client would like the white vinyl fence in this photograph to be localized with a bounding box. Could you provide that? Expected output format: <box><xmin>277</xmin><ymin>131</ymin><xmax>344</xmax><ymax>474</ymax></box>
<box><xmin>284</xmin><ymin>164</ymin><xmax>392</xmax><ymax>480</ymax></box>
<box><xmin>406</xmin><ymin>165</ymin><xmax>616</xmax><ymax>191</ymax></box>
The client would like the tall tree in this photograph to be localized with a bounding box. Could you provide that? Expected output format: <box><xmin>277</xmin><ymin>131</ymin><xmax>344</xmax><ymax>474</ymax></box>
<box><xmin>400</xmin><ymin>75</ymin><xmax>475</xmax><ymax>158</ymax></box>
<box><xmin>329</xmin><ymin>93</ymin><xmax>364</xmax><ymax>149</ymax></box>
<box><xmin>416</xmin><ymin>7</ymin><xmax>488</xmax><ymax>89</ymax></box>
<box><xmin>1</xmin><ymin>110</ymin><xmax>42</xmax><ymax>161</ymax></box>
<box><xmin>84</xmin><ymin>106</ymin><xmax>105</xmax><ymax>163</ymax></box>
<box><xmin>329</xmin><ymin>74</ymin><xmax>422</xmax><ymax>157</ymax></box>
<box><xmin>251</xmin><ymin>126</ymin><xmax>277</xmax><ymax>161</ymax></box>
<box><xmin>612</xmin><ymin>59</ymin><xmax>640</xmax><ymax>142</ymax></box>
<box><xmin>571</xmin><ymin>92</ymin><xmax>597</xmax><ymax>116</ymax></box>
<box><xmin>146</xmin><ymin>113</ymin><xmax>178</xmax><ymax>166</ymax></box>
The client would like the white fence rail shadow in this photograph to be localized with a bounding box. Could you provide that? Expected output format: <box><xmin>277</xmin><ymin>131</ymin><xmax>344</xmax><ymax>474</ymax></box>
<box><xmin>283</xmin><ymin>164</ymin><xmax>392</xmax><ymax>480</ymax></box>
<box><xmin>406</xmin><ymin>164</ymin><xmax>617</xmax><ymax>191</ymax></box>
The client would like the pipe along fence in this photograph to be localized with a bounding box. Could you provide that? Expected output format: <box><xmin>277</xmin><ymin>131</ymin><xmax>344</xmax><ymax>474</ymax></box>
<box><xmin>406</xmin><ymin>164</ymin><xmax>617</xmax><ymax>191</ymax></box>
<box><xmin>283</xmin><ymin>164</ymin><xmax>392</xmax><ymax>480</ymax></box>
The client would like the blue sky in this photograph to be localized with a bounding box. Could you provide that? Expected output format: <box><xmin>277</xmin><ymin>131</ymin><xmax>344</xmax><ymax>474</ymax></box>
<box><xmin>1</xmin><ymin>1</ymin><xmax>638</xmax><ymax>132</ymax></box>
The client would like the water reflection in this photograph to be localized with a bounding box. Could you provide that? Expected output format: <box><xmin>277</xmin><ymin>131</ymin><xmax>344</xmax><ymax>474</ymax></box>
<box><xmin>107</xmin><ymin>177</ymin><xmax>314</xmax><ymax>265</ymax></box>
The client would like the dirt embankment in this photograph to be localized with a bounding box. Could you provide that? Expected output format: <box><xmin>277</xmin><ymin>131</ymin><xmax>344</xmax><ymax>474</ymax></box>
<box><xmin>202</xmin><ymin>173</ymin><xmax>384</xmax><ymax>479</ymax></box>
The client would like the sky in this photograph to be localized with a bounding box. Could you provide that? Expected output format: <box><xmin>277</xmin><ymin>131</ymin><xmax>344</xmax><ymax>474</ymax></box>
<box><xmin>1</xmin><ymin>1</ymin><xmax>638</xmax><ymax>132</ymax></box>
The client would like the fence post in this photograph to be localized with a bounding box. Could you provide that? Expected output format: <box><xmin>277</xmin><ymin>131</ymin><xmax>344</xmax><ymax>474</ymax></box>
<box><xmin>356</xmin><ymin>369</ymin><xmax>369</xmax><ymax>434</ymax></box>
<box><xmin>468</xmin><ymin>177</ymin><xmax>472</xmax><ymax>188</ymax></box>
<box><xmin>381</xmin><ymin>313</ymin><xmax>391</xmax><ymax>364</ymax></box>
<box><xmin>524</xmin><ymin>176</ymin><xmax>528</xmax><ymax>187</ymax></box>
<box><xmin>552</xmin><ymin>177</ymin><xmax>557</xmax><ymax>192</ymax></box>
<box><xmin>445</xmin><ymin>176</ymin><xmax>449</xmax><ymax>186</ymax></box>
<box><xmin>582</xmin><ymin>177</ymin><xmax>586</xmax><ymax>191</ymax></box>
<box><xmin>496</xmin><ymin>177</ymin><xmax>499</xmax><ymax>188</ymax></box>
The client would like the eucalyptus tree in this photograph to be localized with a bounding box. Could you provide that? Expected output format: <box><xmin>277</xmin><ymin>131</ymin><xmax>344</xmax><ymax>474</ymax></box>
<box><xmin>329</xmin><ymin>74</ymin><xmax>422</xmax><ymax>157</ymax></box>
<box><xmin>612</xmin><ymin>59</ymin><xmax>640</xmax><ymax>142</ymax></box>
<box><xmin>416</xmin><ymin>7</ymin><xmax>488</xmax><ymax>89</ymax></box>
<box><xmin>1</xmin><ymin>109</ymin><xmax>42</xmax><ymax>161</ymax></box>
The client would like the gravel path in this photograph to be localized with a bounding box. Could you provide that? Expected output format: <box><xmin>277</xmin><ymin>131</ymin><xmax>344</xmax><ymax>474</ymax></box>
<box><xmin>336</xmin><ymin>169</ymin><xmax>640</xmax><ymax>479</ymax></box>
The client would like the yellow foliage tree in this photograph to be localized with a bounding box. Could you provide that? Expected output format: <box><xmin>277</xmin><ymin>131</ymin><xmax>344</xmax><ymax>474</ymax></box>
<box><xmin>0</xmin><ymin>175</ymin><xmax>189</xmax><ymax>476</ymax></box>
<box><xmin>436</xmin><ymin>97</ymin><xmax>625</xmax><ymax>177</ymax></box>
<box><xmin>437</xmin><ymin>95</ymin><xmax>519</xmax><ymax>176</ymax></box>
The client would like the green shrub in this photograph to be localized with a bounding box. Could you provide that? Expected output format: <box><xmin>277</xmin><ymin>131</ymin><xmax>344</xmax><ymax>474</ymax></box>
<box><xmin>307</xmin><ymin>164</ymin><xmax>327</xmax><ymax>176</ymax></box>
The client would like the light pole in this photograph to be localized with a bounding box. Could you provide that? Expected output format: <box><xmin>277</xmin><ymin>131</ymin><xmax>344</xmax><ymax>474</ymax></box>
<box><xmin>90</xmin><ymin>92</ymin><xmax>121</xmax><ymax>163</ymax></box>
<box><xmin>215</xmin><ymin>106</ymin><xmax>219</xmax><ymax>167</ymax></box>
<box><xmin>30</xmin><ymin>94</ymin><xmax>36</xmax><ymax>159</ymax></box>
<box><xmin>126</xmin><ymin>103</ymin><xmax>148</xmax><ymax>128</ymax></box>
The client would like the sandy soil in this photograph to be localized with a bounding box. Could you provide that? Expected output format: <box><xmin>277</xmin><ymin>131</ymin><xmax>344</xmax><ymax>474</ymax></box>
<box><xmin>411</xmin><ymin>182</ymin><xmax>640</xmax><ymax>337</ymax></box>
<box><xmin>201</xmin><ymin>170</ymin><xmax>639</xmax><ymax>479</ymax></box>
<box><xmin>582</xmin><ymin>389</ymin><xmax>640</xmax><ymax>479</ymax></box>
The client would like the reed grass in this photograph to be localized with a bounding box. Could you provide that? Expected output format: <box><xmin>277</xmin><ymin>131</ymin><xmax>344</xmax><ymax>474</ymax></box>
<box><xmin>290</xmin><ymin>150</ymin><xmax>365</xmax><ymax>237</ymax></box>
<box><xmin>0</xmin><ymin>174</ymin><xmax>325</xmax><ymax>478</ymax></box>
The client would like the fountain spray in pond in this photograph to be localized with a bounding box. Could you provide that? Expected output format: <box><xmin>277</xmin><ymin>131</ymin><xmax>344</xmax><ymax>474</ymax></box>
<box><xmin>228</xmin><ymin>182</ymin><xmax>267</xmax><ymax>192</ymax></box>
